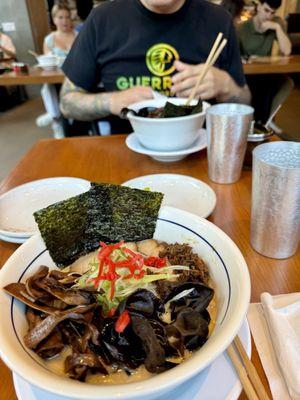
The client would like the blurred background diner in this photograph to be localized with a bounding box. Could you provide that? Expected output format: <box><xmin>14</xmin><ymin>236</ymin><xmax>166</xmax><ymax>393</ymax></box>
<box><xmin>0</xmin><ymin>0</ymin><xmax>300</xmax><ymax>181</ymax></box>
<box><xmin>36</xmin><ymin>2</ymin><xmax>77</xmax><ymax>139</ymax></box>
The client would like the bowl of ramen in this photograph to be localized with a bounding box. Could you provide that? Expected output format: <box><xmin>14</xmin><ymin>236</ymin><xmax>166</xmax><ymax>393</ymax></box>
<box><xmin>0</xmin><ymin>201</ymin><xmax>250</xmax><ymax>400</ymax></box>
<box><xmin>123</xmin><ymin>98</ymin><xmax>210</xmax><ymax>152</ymax></box>
<box><xmin>37</xmin><ymin>55</ymin><xmax>59</xmax><ymax>70</ymax></box>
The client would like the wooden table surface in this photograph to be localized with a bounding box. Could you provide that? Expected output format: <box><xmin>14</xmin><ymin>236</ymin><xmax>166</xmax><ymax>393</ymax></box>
<box><xmin>0</xmin><ymin>135</ymin><xmax>299</xmax><ymax>400</ymax></box>
<box><xmin>0</xmin><ymin>54</ymin><xmax>299</xmax><ymax>88</ymax></box>
<box><xmin>243</xmin><ymin>54</ymin><xmax>300</xmax><ymax>74</ymax></box>
<box><xmin>0</xmin><ymin>66</ymin><xmax>64</xmax><ymax>85</ymax></box>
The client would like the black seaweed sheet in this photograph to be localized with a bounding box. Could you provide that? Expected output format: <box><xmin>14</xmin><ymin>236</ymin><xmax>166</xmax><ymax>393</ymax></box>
<box><xmin>34</xmin><ymin>183</ymin><xmax>164</xmax><ymax>268</ymax></box>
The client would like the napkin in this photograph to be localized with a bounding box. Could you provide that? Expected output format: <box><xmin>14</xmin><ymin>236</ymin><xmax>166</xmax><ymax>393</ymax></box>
<box><xmin>248</xmin><ymin>292</ymin><xmax>300</xmax><ymax>400</ymax></box>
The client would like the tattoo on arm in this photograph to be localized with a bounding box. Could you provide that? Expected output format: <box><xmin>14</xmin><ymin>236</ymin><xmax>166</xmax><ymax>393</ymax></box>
<box><xmin>60</xmin><ymin>78</ymin><xmax>112</xmax><ymax>120</ymax></box>
<box><xmin>217</xmin><ymin>84</ymin><xmax>251</xmax><ymax>105</ymax></box>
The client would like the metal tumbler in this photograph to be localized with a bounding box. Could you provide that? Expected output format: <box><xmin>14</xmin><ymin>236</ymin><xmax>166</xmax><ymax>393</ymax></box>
<box><xmin>250</xmin><ymin>141</ymin><xmax>300</xmax><ymax>259</ymax></box>
<box><xmin>206</xmin><ymin>103</ymin><xmax>254</xmax><ymax>184</ymax></box>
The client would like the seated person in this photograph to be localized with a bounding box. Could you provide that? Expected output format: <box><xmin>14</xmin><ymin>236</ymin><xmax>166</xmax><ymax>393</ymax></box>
<box><xmin>237</xmin><ymin>0</ymin><xmax>293</xmax><ymax>128</ymax></box>
<box><xmin>0</xmin><ymin>31</ymin><xmax>16</xmax><ymax>61</ymax></box>
<box><xmin>37</xmin><ymin>3</ymin><xmax>77</xmax><ymax>138</ymax></box>
<box><xmin>0</xmin><ymin>31</ymin><xmax>19</xmax><ymax>112</ymax></box>
<box><xmin>60</xmin><ymin>0</ymin><xmax>250</xmax><ymax>135</ymax></box>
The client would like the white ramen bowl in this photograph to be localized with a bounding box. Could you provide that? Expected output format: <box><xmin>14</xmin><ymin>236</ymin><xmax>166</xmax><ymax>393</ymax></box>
<box><xmin>127</xmin><ymin>98</ymin><xmax>210</xmax><ymax>151</ymax></box>
<box><xmin>0</xmin><ymin>206</ymin><xmax>250</xmax><ymax>400</ymax></box>
<box><xmin>37</xmin><ymin>55</ymin><xmax>59</xmax><ymax>69</ymax></box>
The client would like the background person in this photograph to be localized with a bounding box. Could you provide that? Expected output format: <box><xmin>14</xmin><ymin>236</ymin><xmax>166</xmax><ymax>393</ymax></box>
<box><xmin>0</xmin><ymin>30</ymin><xmax>16</xmax><ymax>60</ymax></box>
<box><xmin>237</xmin><ymin>0</ymin><xmax>293</xmax><ymax>129</ymax></box>
<box><xmin>0</xmin><ymin>31</ymin><xmax>23</xmax><ymax>113</ymax></box>
<box><xmin>60</xmin><ymin>0</ymin><xmax>250</xmax><ymax>135</ymax></box>
<box><xmin>36</xmin><ymin>2</ymin><xmax>77</xmax><ymax>138</ymax></box>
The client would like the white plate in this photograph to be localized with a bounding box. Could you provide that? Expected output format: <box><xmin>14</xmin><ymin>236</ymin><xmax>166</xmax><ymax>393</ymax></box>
<box><xmin>125</xmin><ymin>131</ymin><xmax>207</xmax><ymax>162</ymax></box>
<box><xmin>13</xmin><ymin>319</ymin><xmax>250</xmax><ymax>400</ymax></box>
<box><xmin>0</xmin><ymin>234</ymin><xmax>28</xmax><ymax>244</ymax></box>
<box><xmin>123</xmin><ymin>174</ymin><xmax>216</xmax><ymax>218</ymax></box>
<box><xmin>0</xmin><ymin>177</ymin><xmax>91</xmax><ymax>238</ymax></box>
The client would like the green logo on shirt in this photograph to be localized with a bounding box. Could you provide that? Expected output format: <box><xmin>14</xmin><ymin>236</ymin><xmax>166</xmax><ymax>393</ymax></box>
<box><xmin>115</xmin><ymin>43</ymin><xmax>179</xmax><ymax>95</ymax></box>
<box><xmin>146</xmin><ymin>43</ymin><xmax>179</xmax><ymax>76</ymax></box>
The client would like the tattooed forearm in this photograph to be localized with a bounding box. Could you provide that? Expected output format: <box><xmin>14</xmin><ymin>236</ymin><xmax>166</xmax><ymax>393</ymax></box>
<box><xmin>217</xmin><ymin>76</ymin><xmax>251</xmax><ymax>105</ymax></box>
<box><xmin>227</xmin><ymin>84</ymin><xmax>251</xmax><ymax>105</ymax></box>
<box><xmin>60</xmin><ymin>78</ymin><xmax>112</xmax><ymax>121</ymax></box>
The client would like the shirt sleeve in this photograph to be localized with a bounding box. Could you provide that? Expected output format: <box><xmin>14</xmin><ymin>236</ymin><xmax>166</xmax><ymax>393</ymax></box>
<box><xmin>222</xmin><ymin>22</ymin><xmax>246</xmax><ymax>87</ymax></box>
<box><xmin>44</xmin><ymin>33</ymin><xmax>54</xmax><ymax>54</ymax></box>
<box><xmin>62</xmin><ymin>10</ymin><xmax>100</xmax><ymax>92</ymax></box>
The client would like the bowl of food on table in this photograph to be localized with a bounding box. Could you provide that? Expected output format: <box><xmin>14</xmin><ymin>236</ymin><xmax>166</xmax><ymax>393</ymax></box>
<box><xmin>122</xmin><ymin>98</ymin><xmax>210</xmax><ymax>152</ymax></box>
<box><xmin>37</xmin><ymin>54</ymin><xmax>59</xmax><ymax>70</ymax></box>
<box><xmin>0</xmin><ymin>182</ymin><xmax>250</xmax><ymax>400</ymax></box>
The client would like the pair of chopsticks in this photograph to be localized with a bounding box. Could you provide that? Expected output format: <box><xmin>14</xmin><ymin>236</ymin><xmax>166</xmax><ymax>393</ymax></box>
<box><xmin>227</xmin><ymin>336</ymin><xmax>270</xmax><ymax>400</ymax></box>
<box><xmin>186</xmin><ymin>32</ymin><xmax>227</xmax><ymax>106</ymax></box>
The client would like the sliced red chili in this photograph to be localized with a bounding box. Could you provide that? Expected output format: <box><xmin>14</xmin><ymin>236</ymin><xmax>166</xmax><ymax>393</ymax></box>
<box><xmin>144</xmin><ymin>256</ymin><xmax>167</xmax><ymax>268</ymax></box>
<box><xmin>115</xmin><ymin>310</ymin><xmax>131</xmax><ymax>333</ymax></box>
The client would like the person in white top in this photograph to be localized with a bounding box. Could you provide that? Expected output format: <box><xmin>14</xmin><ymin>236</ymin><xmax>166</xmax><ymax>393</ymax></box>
<box><xmin>36</xmin><ymin>3</ymin><xmax>77</xmax><ymax>138</ymax></box>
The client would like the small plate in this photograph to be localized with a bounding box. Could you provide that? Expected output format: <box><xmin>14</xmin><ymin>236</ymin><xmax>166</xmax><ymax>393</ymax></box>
<box><xmin>0</xmin><ymin>177</ymin><xmax>90</xmax><ymax>238</ymax></box>
<box><xmin>125</xmin><ymin>131</ymin><xmax>207</xmax><ymax>162</ymax></box>
<box><xmin>0</xmin><ymin>234</ymin><xmax>28</xmax><ymax>244</ymax></box>
<box><xmin>13</xmin><ymin>319</ymin><xmax>250</xmax><ymax>400</ymax></box>
<box><xmin>123</xmin><ymin>174</ymin><xmax>216</xmax><ymax>218</ymax></box>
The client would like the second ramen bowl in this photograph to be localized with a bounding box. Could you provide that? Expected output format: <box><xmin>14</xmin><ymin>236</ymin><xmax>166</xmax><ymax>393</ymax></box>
<box><xmin>127</xmin><ymin>98</ymin><xmax>210</xmax><ymax>151</ymax></box>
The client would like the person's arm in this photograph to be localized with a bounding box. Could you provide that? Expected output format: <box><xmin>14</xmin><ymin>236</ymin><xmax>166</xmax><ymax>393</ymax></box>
<box><xmin>60</xmin><ymin>77</ymin><xmax>153</xmax><ymax>120</ymax></box>
<box><xmin>171</xmin><ymin>60</ymin><xmax>251</xmax><ymax>104</ymax></box>
<box><xmin>261</xmin><ymin>21</ymin><xmax>292</xmax><ymax>56</ymax></box>
<box><xmin>43</xmin><ymin>41</ymin><xmax>51</xmax><ymax>55</ymax></box>
<box><xmin>0</xmin><ymin>35</ymin><xmax>16</xmax><ymax>58</ymax></box>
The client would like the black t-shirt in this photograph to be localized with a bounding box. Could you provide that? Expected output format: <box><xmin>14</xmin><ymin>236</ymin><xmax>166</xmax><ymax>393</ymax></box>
<box><xmin>62</xmin><ymin>0</ymin><xmax>246</xmax><ymax>132</ymax></box>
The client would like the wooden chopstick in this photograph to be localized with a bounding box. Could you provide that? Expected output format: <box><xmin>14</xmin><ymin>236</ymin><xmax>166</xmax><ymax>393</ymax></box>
<box><xmin>28</xmin><ymin>50</ymin><xmax>39</xmax><ymax>58</ymax></box>
<box><xmin>227</xmin><ymin>344</ymin><xmax>260</xmax><ymax>400</ymax></box>
<box><xmin>227</xmin><ymin>336</ymin><xmax>270</xmax><ymax>400</ymax></box>
<box><xmin>234</xmin><ymin>336</ymin><xmax>270</xmax><ymax>400</ymax></box>
<box><xmin>186</xmin><ymin>32</ymin><xmax>227</xmax><ymax>106</ymax></box>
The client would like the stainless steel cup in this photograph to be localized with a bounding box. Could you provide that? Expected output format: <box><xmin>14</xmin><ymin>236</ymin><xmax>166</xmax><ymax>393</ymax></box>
<box><xmin>206</xmin><ymin>103</ymin><xmax>254</xmax><ymax>184</ymax></box>
<box><xmin>251</xmin><ymin>141</ymin><xmax>300</xmax><ymax>259</ymax></box>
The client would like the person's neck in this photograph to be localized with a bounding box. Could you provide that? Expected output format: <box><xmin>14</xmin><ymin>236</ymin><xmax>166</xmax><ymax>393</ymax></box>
<box><xmin>139</xmin><ymin>0</ymin><xmax>186</xmax><ymax>14</ymax></box>
<box><xmin>253</xmin><ymin>15</ymin><xmax>262</xmax><ymax>32</ymax></box>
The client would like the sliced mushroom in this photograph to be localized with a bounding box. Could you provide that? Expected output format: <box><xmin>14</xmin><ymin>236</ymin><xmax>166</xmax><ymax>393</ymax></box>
<box><xmin>36</xmin><ymin>329</ymin><xmax>64</xmax><ymax>359</ymax></box>
<box><xmin>4</xmin><ymin>283</ymin><xmax>57</xmax><ymax>314</ymax></box>
<box><xmin>25</xmin><ymin>266</ymin><xmax>49</xmax><ymax>299</ymax></box>
<box><xmin>65</xmin><ymin>351</ymin><xmax>108</xmax><ymax>381</ymax></box>
<box><xmin>131</xmin><ymin>314</ymin><xmax>165</xmax><ymax>373</ymax></box>
<box><xmin>24</xmin><ymin>304</ymin><xmax>95</xmax><ymax>349</ymax></box>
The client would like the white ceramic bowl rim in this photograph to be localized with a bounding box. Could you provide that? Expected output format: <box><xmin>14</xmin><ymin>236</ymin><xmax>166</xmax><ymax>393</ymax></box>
<box><xmin>127</xmin><ymin>99</ymin><xmax>210</xmax><ymax>122</ymax></box>
<box><xmin>0</xmin><ymin>206</ymin><xmax>250</xmax><ymax>400</ymax></box>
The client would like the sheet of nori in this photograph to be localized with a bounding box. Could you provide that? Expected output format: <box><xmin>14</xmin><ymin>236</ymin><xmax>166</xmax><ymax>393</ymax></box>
<box><xmin>163</xmin><ymin>99</ymin><xmax>203</xmax><ymax>118</ymax></box>
<box><xmin>34</xmin><ymin>182</ymin><xmax>163</xmax><ymax>268</ymax></box>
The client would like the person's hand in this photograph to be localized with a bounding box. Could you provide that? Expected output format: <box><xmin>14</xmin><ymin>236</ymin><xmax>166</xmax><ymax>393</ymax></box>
<box><xmin>261</xmin><ymin>21</ymin><xmax>279</xmax><ymax>32</ymax></box>
<box><xmin>171</xmin><ymin>60</ymin><xmax>229</xmax><ymax>100</ymax></box>
<box><xmin>109</xmin><ymin>86</ymin><xmax>153</xmax><ymax>115</ymax></box>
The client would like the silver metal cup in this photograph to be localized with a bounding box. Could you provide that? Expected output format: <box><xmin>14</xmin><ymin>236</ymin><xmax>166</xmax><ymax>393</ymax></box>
<box><xmin>206</xmin><ymin>103</ymin><xmax>254</xmax><ymax>184</ymax></box>
<box><xmin>250</xmin><ymin>141</ymin><xmax>300</xmax><ymax>259</ymax></box>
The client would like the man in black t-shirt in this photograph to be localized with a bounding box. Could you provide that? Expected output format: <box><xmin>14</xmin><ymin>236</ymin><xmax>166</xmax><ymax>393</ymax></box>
<box><xmin>61</xmin><ymin>0</ymin><xmax>250</xmax><ymax>133</ymax></box>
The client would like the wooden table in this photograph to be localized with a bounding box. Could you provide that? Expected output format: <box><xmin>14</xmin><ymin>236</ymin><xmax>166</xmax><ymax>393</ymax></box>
<box><xmin>0</xmin><ymin>66</ymin><xmax>64</xmax><ymax>85</ymax></box>
<box><xmin>0</xmin><ymin>135</ymin><xmax>299</xmax><ymax>400</ymax></box>
<box><xmin>243</xmin><ymin>54</ymin><xmax>300</xmax><ymax>74</ymax></box>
